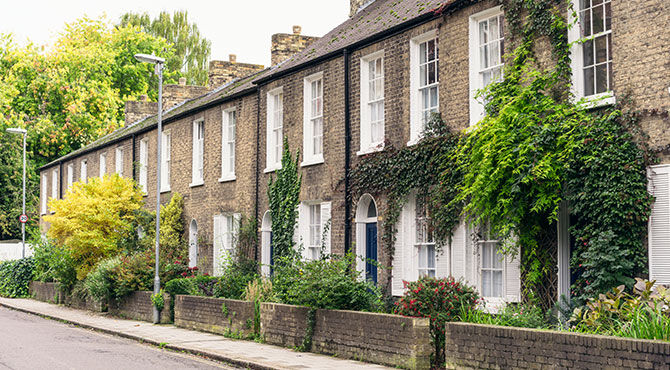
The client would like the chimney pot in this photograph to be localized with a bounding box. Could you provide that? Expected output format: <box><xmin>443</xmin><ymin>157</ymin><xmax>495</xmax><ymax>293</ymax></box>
<box><xmin>139</xmin><ymin>94</ymin><xmax>148</xmax><ymax>102</ymax></box>
<box><xmin>293</xmin><ymin>25</ymin><xmax>302</xmax><ymax>35</ymax></box>
<box><xmin>178</xmin><ymin>77</ymin><xmax>187</xmax><ymax>86</ymax></box>
<box><xmin>229</xmin><ymin>54</ymin><xmax>237</xmax><ymax>63</ymax></box>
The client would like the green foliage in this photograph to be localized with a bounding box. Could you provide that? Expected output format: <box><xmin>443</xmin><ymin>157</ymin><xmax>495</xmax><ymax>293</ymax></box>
<box><xmin>119</xmin><ymin>10</ymin><xmax>212</xmax><ymax>86</ymax></box>
<box><xmin>84</xmin><ymin>256</ymin><xmax>122</xmax><ymax>304</ymax></box>
<box><xmin>267</xmin><ymin>139</ymin><xmax>302</xmax><ymax>262</ymax></box>
<box><xmin>164</xmin><ymin>275</ymin><xmax>218</xmax><ymax>297</ymax></box>
<box><xmin>243</xmin><ymin>277</ymin><xmax>275</xmax><ymax>303</ymax></box>
<box><xmin>272</xmin><ymin>253</ymin><xmax>382</xmax><ymax>312</ymax></box>
<box><xmin>570</xmin><ymin>279</ymin><xmax>670</xmax><ymax>341</ymax></box>
<box><xmin>213</xmin><ymin>254</ymin><xmax>259</xmax><ymax>300</ymax></box>
<box><xmin>460</xmin><ymin>303</ymin><xmax>550</xmax><ymax>329</ymax></box>
<box><xmin>151</xmin><ymin>288</ymin><xmax>166</xmax><ymax>313</ymax></box>
<box><xmin>30</xmin><ymin>231</ymin><xmax>77</xmax><ymax>293</ymax></box>
<box><xmin>0</xmin><ymin>257</ymin><xmax>34</xmax><ymax>298</ymax></box>
<box><xmin>140</xmin><ymin>192</ymin><xmax>187</xmax><ymax>262</ymax></box>
<box><xmin>45</xmin><ymin>174</ymin><xmax>144</xmax><ymax>279</ymax></box>
<box><xmin>394</xmin><ymin>276</ymin><xmax>479</xmax><ymax>366</ymax></box>
<box><xmin>109</xmin><ymin>251</ymin><xmax>154</xmax><ymax>300</ymax></box>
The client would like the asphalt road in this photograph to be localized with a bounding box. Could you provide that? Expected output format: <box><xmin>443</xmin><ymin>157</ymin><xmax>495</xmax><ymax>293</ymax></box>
<box><xmin>0</xmin><ymin>306</ymin><xmax>236</xmax><ymax>370</ymax></box>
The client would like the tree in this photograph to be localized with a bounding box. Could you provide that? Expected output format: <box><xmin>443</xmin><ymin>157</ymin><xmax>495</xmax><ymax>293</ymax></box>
<box><xmin>119</xmin><ymin>10</ymin><xmax>212</xmax><ymax>86</ymax></box>
<box><xmin>44</xmin><ymin>174</ymin><xmax>144</xmax><ymax>279</ymax></box>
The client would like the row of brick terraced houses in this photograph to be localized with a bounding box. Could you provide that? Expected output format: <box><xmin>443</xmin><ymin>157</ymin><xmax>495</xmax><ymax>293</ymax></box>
<box><xmin>39</xmin><ymin>0</ymin><xmax>669</xmax><ymax>308</ymax></box>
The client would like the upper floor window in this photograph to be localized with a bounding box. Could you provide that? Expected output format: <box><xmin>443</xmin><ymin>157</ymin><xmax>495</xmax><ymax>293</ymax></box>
<box><xmin>161</xmin><ymin>130</ymin><xmax>171</xmax><ymax>193</ymax></box>
<box><xmin>115</xmin><ymin>147</ymin><xmax>124</xmax><ymax>176</ymax></box>
<box><xmin>80</xmin><ymin>159</ymin><xmax>87</xmax><ymax>183</ymax></box>
<box><xmin>266</xmin><ymin>88</ymin><xmax>283</xmax><ymax>172</ymax></box>
<box><xmin>410</xmin><ymin>30</ymin><xmax>439</xmax><ymax>144</ymax></box>
<box><xmin>570</xmin><ymin>0</ymin><xmax>614</xmax><ymax>105</ymax></box>
<box><xmin>359</xmin><ymin>51</ymin><xmax>385</xmax><ymax>154</ymax></box>
<box><xmin>41</xmin><ymin>174</ymin><xmax>47</xmax><ymax>215</ymax></box>
<box><xmin>67</xmin><ymin>164</ymin><xmax>73</xmax><ymax>189</ymax></box>
<box><xmin>191</xmin><ymin>119</ymin><xmax>204</xmax><ymax>186</ymax></box>
<box><xmin>139</xmin><ymin>138</ymin><xmax>148</xmax><ymax>194</ymax></box>
<box><xmin>469</xmin><ymin>7</ymin><xmax>505</xmax><ymax>126</ymax></box>
<box><xmin>99</xmin><ymin>153</ymin><xmax>106</xmax><ymax>178</ymax></box>
<box><xmin>303</xmin><ymin>73</ymin><xmax>324</xmax><ymax>165</ymax></box>
<box><xmin>51</xmin><ymin>170</ymin><xmax>58</xmax><ymax>201</ymax></box>
<box><xmin>221</xmin><ymin>108</ymin><xmax>236</xmax><ymax>181</ymax></box>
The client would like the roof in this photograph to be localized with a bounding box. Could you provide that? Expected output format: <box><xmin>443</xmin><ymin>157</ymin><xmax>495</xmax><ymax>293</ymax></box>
<box><xmin>254</xmin><ymin>0</ymin><xmax>455</xmax><ymax>83</ymax></box>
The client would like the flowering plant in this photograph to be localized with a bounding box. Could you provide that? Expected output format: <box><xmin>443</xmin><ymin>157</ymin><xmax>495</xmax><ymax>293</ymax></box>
<box><xmin>394</xmin><ymin>276</ymin><xmax>479</xmax><ymax>367</ymax></box>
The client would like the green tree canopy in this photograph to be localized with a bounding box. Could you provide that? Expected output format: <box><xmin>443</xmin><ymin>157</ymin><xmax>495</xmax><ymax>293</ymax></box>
<box><xmin>119</xmin><ymin>10</ymin><xmax>212</xmax><ymax>86</ymax></box>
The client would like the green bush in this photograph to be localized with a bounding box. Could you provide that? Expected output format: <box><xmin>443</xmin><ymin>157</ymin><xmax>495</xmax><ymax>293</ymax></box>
<box><xmin>213</xmin><ymin>254</ymin><xmax>259</xmax><ymax>300</ymax></box>
<box><xmin>0</xmin><ymin>257</ymin><xmax>35</xmax><ymax>298</ymax></box>
<box><xmin>459</xmin><ymin>303</ymin><xmax>550</xmax><ymax>329</ymax></box>
<box><xmin>394</xmin><ymin>276</ymin><xmax>479</xmax><ymax>367</ymax></box>
<box><xmin>31</xmin><ymin>232</ymin><xmax>77</xmax><ymax>293</ymax></box>
<box><xmin>164</xmin><ymin>275</ymin><xmax>218</xmax><ymax>297</ymax></box>
<box><xmin>84</xmin><ymin>256</ymin><xmax>122</xmax><ymax>304</ymax></box>
<box><xmin>273</xmin><ymin>253</ymin><xmax>382</xmax><ymax>312</ymax></box>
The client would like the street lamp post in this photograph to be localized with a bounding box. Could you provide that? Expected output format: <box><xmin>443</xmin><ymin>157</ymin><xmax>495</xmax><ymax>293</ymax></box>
<box><xmin>134</xmin><ymin>54</ymin><xmax>165</xmax><ymax>324</ymax></box>
<box><xmin>6</xmin><ymin>128</ymin><xmax>27</xmax><ymax>259</ymax></box>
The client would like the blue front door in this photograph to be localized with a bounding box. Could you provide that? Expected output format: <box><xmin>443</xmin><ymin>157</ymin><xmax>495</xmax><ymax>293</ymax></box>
<box><xmin>365</xmin><ymin>223</ymin><xmax>378</xmax><ymax>284</ymax></box>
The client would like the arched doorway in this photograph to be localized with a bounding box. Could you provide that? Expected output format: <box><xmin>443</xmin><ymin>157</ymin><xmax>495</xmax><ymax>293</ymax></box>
<box><xmin>189</xmin><ymin>219</ymin><xmax>198</xmax><ymax>268</ymax></box>
<box><xmin>355</xmin><ymin>194</ymin><xmax>378</xmax><ymax>284</ymax></box>
<box><xmin>261</xmin><ymin>211</ymin><xmax>273</xmax><ymax>276</ymax></box>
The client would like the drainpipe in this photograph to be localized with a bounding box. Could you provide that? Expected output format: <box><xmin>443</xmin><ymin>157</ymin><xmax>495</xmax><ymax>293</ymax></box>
<box><xmin>131</xmin><ymin>133</ymin><xmax>136</xmax><ymax>181</ymax></box>
<box><xmin>58</xmin><ymin>161</ymin><xmax>63</xmax><ymax>199</ymax></box>
<box><xmin>343</xmin><ymin>48</ymin><xmax>352</xmax><ymax>255</ymax></box>
<box><xmin>254</xmin><ymin>88</ymin><xmax>261</xmax><ymax>262</ymax></box>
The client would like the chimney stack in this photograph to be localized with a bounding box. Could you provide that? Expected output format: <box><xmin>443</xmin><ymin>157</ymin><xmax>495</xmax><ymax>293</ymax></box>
<box><xmin>208</xmin><ymin>56</ymin><xmax>264</xmax><ymax>90</ymax></box>
<box><xmin>229</xmin><ymin>54</ymin><xmax>237</xmax><ymax>63</ymax></box>
<box><xmin>271</xmin><ymin>25</ymin><xmax>319</xmax><ymax>66</ymax></box>
<box><xmin>124</xmin><ymin>98</ymin><xmax>158</xmax><ymax>126</ymax></box>
<box><xmin>350</xmin><ymin>0</ymin><xmax>369</xmax><ymax>17</ymax></box>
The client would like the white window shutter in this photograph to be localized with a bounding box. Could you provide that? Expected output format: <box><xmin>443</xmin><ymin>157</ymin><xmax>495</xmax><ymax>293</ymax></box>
<box><xmin>450</xmin><ymin>221</ymin><xmax>467</xmax><ymax>280</ymax></box>
<box><xmin>356</xmin><ymin>222</ymin><xmax>366</xmax><ymax>276</ymax></box>
<box><xmin>320</xmin><ymin>202</ymin><xmax>331</xmax><ymax>255</ymax></box>
<box><xmin>505</xmin><ymin>253</ymin><xmax>521</xmax><ymax>302</ymax></box>
<box><xmin>233</xmin><ymin>213</ymin><xmax>241</xmax><ymax>253</ymax></box>
<box><xmin>192</xmin><ymin>122</ymin><xmax>197</xmax><ymax>183</ymax></box>
<box><xmin>293</xmin><ymin>205</ymin><xmax>301</xmax><ymax>255</ymax></box>
<box><xmin>213</xmin><ymin>215</ymin><xmax>223</xmax><ymax>276</ymax></box>
<box><xmin>391</xmin><ymin>201</ymin><xmax>407</xmax><ymax>296</ymax></box>
<box><xmin>406</xmin><ymin>194</ymin><xmax>417</xmax><ymax>282</ymax></box>
<box><xmin>649</xmin><ymin>166</ymin><xmax>670</xmax><ymax>286</ymax></box>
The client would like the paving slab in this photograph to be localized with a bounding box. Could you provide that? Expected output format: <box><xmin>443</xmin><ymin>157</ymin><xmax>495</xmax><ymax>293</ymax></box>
<box><xmin>0</xmin><ymin>297</ymin><xmax>391</xmax><ymax>370</ymax></box>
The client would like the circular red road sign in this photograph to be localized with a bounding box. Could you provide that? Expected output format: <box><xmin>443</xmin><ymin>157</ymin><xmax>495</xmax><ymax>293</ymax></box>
<box><xmin>19</xmin><ymin>214</ymin><xmax>28</xmax><ymax>223</ymax></box>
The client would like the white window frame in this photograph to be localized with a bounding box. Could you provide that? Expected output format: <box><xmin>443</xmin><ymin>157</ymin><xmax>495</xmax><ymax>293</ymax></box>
<box><xmin>139</xmin><ymin>138</ymin><xmax>148</xmax><ymax>194</ymax></box>
<box><xmin>302</xmin><ymin>72</ymin><xmax>325</xmax><ymax>166</ymax></box>
<box><xmin>469</xmin><ymin>6</ymin><xmax>505</xmax><ymax>127</ymax></box>
<box><xmin>67</xmin><ymin>164</ymin><xmax>74</xmax><ymax>189</ymax></box>
<box><xmin>308</xmin><ymin>203</ymin><xmax>322</xmax><ymax>260</ymax></box>
<box><xmin>220</xmin><ymin>108</ymin><xmax>237</xmax><ymax>182</ymax></box>
<box><xmin>51</xmin><ymin>169</ymin><xmax>58</xmax><ymax>201</ymax></box>
<box><xmin>414</xmin><ymin>195</ymin><xmax>436</xmax><ymax>278</ymax></box>
<box><xmin>298</xmin><ymin>201</ymin><xmax>332</xmax><ymax>261</ymax></box>
<box><xmin>80</xmin><ymin>159</ymin><xmax>87</xmax><ymax>183</ymax></box>
<box><xmin>213</xmin><ymin>213</ymin><xmax>241</xmax><ymax>276</ymax></box>
<box><xmin>265</xmin><ymin>87</ymin><xmax>284</xmax><ymax>173</ymax></box>
<box><xmin>160</xmin><ymin>130</ymin><xmax>171</xmax><ymax>193</ymax></box>
<box><xmin>568</xmin><ymin>0</ymin><xmax>616</xmax><ymax>108</ymax></box>
<box><xmin>41</xmin><ymin>174</ymin><xmax>47</xmax><ymax>215</ymax></box>
<box><xmin>190</xmin><ymin>118</ymin><xmax>205</xmax><ymax>187</ymax></box>
<box><xmin>99</xmin><ymin>152</ymin><xmax>106</xmax><ymax>178</ymax></box>
<box><xmin>358</xmin><ymin>50</ymin><xmax>385</xmax><ymax>155</ymax></box>
<box><xmin>409</xmin><ymin>30</ymin><xmax>439</xmax><ymax>145</ymax></box>
<box><xmin>115</xmin><ymin>147</ymin><xmax>123</xmax><ymax>176</ymax></box>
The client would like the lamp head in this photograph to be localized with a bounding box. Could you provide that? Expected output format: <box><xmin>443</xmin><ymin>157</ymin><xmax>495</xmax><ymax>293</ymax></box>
<box><xmin>6</xmin><ymin>128</ymin><xmax>27</xmax><ymax>135</ymax></box>
<box><xmin>134</xmin><ymin>54</ymin><xmax>165</xmax><ymax>64</ymax></box>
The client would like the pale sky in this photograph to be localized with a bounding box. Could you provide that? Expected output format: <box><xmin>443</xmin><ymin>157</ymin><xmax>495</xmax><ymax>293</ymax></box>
<box><xmin>0</xmin><ymin>0</ymin><xmax>350</xmax><ymax>67</ymax></box>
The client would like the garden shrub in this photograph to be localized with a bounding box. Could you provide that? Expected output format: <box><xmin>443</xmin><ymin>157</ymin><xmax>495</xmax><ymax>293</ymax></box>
<box><xmin>84</xmin><ymin>256</ymin><xmax>122</xmax><ymax>304</ymax></box>
<box><xmin>213</xmin><ymin>254</ymin><xmax>258</xmax><ymax>300</ymax></box>
<box><xmin>164</xmin><ymin>275</ymin><xmax>218</xmax><ymax>321</ymax></box>
<box><xmin>394</xmin><ymin>276</ymin><xmax>478</xmax><ymax>367</ymax></box>
<box><xmin>459</xmin><ymin>302</ymin><xmax>550</xmax><ymax>329</ymax></box>
<box><xmin>0</xmin><ymin>257</ymin><xmax>34</xmax><ymax>298</ymax></box>
<box><xmin>138</xmin><ymin>192</ymin><xmax>187</xmax><ymax>262</ymax></box>
<box><xmin>272</xmin><ymin>253</ymin><xmax>382</xmax><ymax>312</ymax></box>
<box><xmin>30</xmin><ymin>232</ymin><xmax>77</xmax><ymax>293</ymax></box>
<box><xmin>243</xmin><ymin>277</ymin><xmax>275</xmax><ymax>303</ymax></box>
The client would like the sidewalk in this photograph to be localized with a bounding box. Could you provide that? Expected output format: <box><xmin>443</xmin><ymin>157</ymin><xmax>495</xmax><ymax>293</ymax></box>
<box><xmin>0</xmin><ymin>297</ymin><xmax>391</xmax><ymax>370</ymax></box>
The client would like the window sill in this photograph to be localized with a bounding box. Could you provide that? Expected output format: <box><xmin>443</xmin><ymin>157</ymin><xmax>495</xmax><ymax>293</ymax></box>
<box><xmin>189</xmin><ymin>181</ymin><xmax>204</xmax><ymax>188</ymax></box>
<box><xmin>300</xmin><ymin>157</ymin><xmax>324</xmax><ymax>167</ymax></box>
<box><xmin>357</xmin><ymin>143</ymin><xmax>385</xmax><ymax>156</ymax></box>
<box><xmin>264</xmin><ymin>165</ymin><xmax>281</xmax><ymax>174</ymax></box>
<box><xmin>406</xmin><ymin>137</ymin><xmax>421</xmax><ymax>147</ymax></box>
<box><xmin>160</xmin><ymin>188</ymin><xmax>171</xmax><ymax>194</ymax></box>
<box><xmin>218</xmin><ymin>175</ymin><xmax>236</xmax><ymax>183</ymax></box>
<box><xmin>575</xmin><ymin>92</ymin><xmax>616</xmax><ymax>109</ymax></box>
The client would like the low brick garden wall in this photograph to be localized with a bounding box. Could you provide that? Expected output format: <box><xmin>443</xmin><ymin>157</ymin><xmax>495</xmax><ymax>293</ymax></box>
<box><xmin>445</xmin><ymin>322</ymin><xmax>670</xmax><ymax>369</ymax></box>
<box><xmin>260</xmin><ymin>302</ymin><xmax>431</xmax><ymax>369</ymax></box>
<box><xmin>174</xmin><ymin>295</ymin><xmax>254</xmax><ymax>337</ymax></box>
<box><xmin>109</xmin><ymin>291</ymin><xmax>171</xmax><ymax>324</ymax></box>
<box><xmin>29</xmin><ymin>281</ymin><xmax>62</xmax><ymax>304</ymax></box>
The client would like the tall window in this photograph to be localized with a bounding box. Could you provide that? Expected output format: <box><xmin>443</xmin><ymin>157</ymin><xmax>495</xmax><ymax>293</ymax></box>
<box><xmin>266</xmin><ymin>88</ymin><xmax>283</xmax><ymax>171</ymax></box>
<box><xmin>51</xmin><ymin>170</ymin><xmax>58</xmax><ymax>202</ymax></box>
<box><xmin>221</xmin><ymin>109</ymin><xmax>236</xmax><ymax>180</ymax></box>
<box><xmin>410</xmin><ymin>31</ymin><xmax>439</xmax><ymax>143</ymax></box>
<box><xmin>213</xmin><ymin>213</ymin><xmax>240</xmax><ymax>276</ymax></box>
<box><xmin>303</xmin><ymin>73</ymin><xmax>323</xmax><ymax>165</ymax></box>
<box><xmin>191</xmin><ymin>119</ymin><xmax>204</xmax><ymax>185</ymax></box>
<box><xmin>139</xmin><ymin>138</ymin><xmax>148</xmax><ymax>193</ymax></box>
<box><xmin>570</xmin><ymin>0</ymin><xmax>613</xmax><ymax>102</ymax></box>
<box><xmin>99</xmin><ymin>153</ymin><xmax>106</xmax><ymax>178</ymax></box>
<box><xmin>41</xmin><ymin>174</ymin><xmax>47</xmax><ymax>215</ymax></box>
<box><xmin>67</xmin><ymin>164</ymin><xmax>73</xmax><ymax>189</ymax></box>
<box><xmin>478</xmin><ymin>225</ymin><xmax>503</xmax><ymax>298</ymax></box>
<box><xmin>359</xmin><ymin>51</ymin><xmax>385</xmax><ymax>154</ymax></box>
<box><xmin>161</xmin><ymin>131</ymin><xmax>171</xmax><ymax>192</ymax></box>
<box><xmin>80</xmin><ymin>160</ymin><xmax>87</xmax><ymax>183</ymax></box>
<box><xmin>115</xmin><ymin>147</ymin><xmax>123</xmax><ymax>175</ymax></box>
<box><xmin>415</xmin><ymin>195</ymin><xmax>435</xmax><ymax>277</ymax></box>
<box><xmin>469</xmin><ymin>7</ymin><xmax>505</xmax><ymax>125</ymax></box>
<box><xmin>308</xmin><ymin>204</ymin><xmax>322</xmax><ymax>260</ymax></box>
